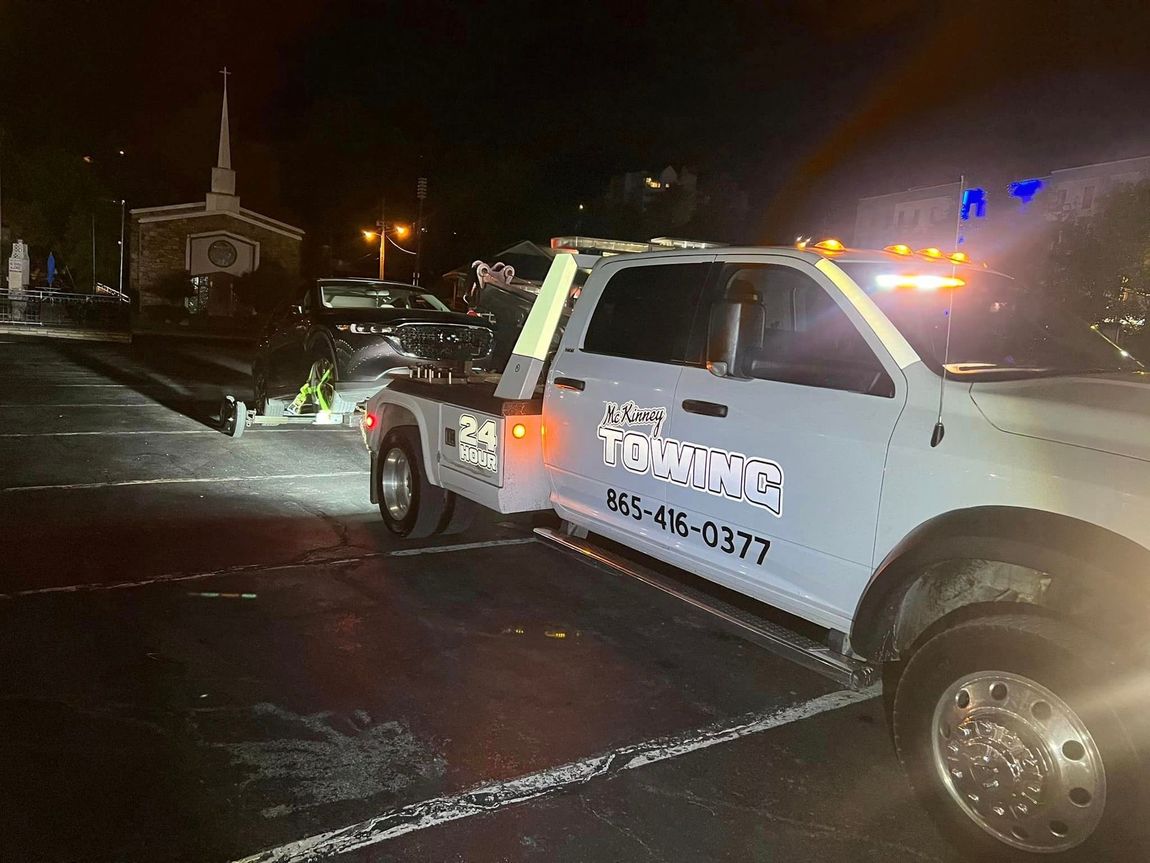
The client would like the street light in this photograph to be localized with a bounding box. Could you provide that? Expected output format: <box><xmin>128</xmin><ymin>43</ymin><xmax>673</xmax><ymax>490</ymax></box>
<box><xmin>363</xmin><ymin>222</ymin><xmax>412</xmax><ymax>279</ymax></box>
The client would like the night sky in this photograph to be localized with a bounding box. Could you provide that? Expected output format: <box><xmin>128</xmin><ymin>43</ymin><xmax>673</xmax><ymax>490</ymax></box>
<box><xmin>3</xmin><ymin>0</ymin><xmax>1149</xmax><ymax>278</ymax></box>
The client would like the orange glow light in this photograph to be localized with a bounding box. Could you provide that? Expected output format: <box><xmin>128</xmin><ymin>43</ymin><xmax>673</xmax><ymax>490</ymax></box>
<box><xmin>875</xmin><ymin>273</ymin><xmax>965</xmax><ymax>291</ymax></box>
<box><xmin>948</xmin><ymin>251</ymin><xmax>970</xmax><ymax>264</ymax></box>
<box><xmin>813</xmin><ymin>238</ymin><xmax>844</xmax><ymax>252</ymax></box>
<box><xmin>512</xmin><ymin>422</ymin><xmax>527</xmax><ymax>439</ymax></box>
<box><xmin>884</xmin><ymin>244</ymin><xmax>913</xmax><ymax>256</ymax></box>
<box><xmin>918</xmin><ymin>247</ymin><xmax>943</xmax><ymax>260</ymax></box>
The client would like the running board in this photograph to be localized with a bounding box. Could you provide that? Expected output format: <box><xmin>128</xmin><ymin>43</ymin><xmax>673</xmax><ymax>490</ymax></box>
<box><xmin>534</xmin><ymin>527</ymin><xmax>876</xmax><ymax>691</ymax></box>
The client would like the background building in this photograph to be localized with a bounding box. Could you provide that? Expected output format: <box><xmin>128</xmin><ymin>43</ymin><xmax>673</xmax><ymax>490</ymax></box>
<box><xmin>129</xmin><ymin>74</ymin><xmax>303</xmax><ymax>316</ymax></box>
<box><xmin>851</xmin><ymin>154</ymin><xmax>1150</xmax><ymax>271</ymax></box>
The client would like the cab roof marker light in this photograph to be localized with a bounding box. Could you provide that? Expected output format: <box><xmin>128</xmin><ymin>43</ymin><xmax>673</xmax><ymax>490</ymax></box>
<box><xmin>884</xmin><ymin>244</ymin><xmax>913</xmax><ymax>256</ymax></box>
<box><xmin>918</xmin><ymin>247</ymin><xmax>944</xmax><ymax>261</ymax></box>
<box><xmin>875</xmin><ymin>274</ymin><xmax>965</xmax><ymax>291</ymax></box>
<box><xmin>812</xmin><ymin>238</ymin><xmax>845</xmax><ymax>252</ymax></box>
<box><xmin>948</xmin><ymin>251</ymin><xmax>971</xmax><ymax>265</ymax></box>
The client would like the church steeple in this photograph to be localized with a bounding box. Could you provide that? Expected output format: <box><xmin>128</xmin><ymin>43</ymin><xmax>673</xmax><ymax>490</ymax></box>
<box><xmin>217</xmin><ymin>67</ymin><xmax>231</xmax><ymax>171</ymax></box>
<box><xmin>207</xmin><ymin>67</ymin><xmax>240</xmax><ymax>212</ymax></box>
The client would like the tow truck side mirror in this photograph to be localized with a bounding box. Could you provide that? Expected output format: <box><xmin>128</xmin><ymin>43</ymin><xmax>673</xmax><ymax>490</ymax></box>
<box><xmin>705</xmin><ymin>293</ymin><xmax>764</xmax><ymax>379</ymax></box>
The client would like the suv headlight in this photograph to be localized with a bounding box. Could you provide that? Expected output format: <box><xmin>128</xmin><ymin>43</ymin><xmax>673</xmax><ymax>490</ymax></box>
<box><xmin>336</xmin><ymin>323</ymin><xmax>394</xmax><ymax>335</ymax></box>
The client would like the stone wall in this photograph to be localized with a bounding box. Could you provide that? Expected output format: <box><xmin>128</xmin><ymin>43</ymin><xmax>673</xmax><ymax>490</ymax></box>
<box><xmin>131</xmin><ymin>211</ymin><xmax>301</xmax><ymax>309</ymax></box>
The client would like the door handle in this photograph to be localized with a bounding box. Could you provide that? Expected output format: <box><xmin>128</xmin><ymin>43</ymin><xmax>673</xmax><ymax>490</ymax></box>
<box><xmin>682</xmin><ymin>399</ymin><xmax>728</xmax><ymax>418</ymax></box>
<box><xmin>554</xmin><ymin>377</ymin><xmax>586</xmax><ymax>392</ymax></box>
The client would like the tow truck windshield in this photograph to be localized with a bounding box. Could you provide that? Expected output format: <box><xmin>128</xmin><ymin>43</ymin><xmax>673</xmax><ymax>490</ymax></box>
<box><xmin>838</xmin><ymin>262</ymin><xmax>1143</xmax><ymax>380</ymax></box>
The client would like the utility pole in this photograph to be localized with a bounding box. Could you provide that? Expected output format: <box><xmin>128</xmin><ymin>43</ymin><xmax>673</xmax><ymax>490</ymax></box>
<box><xmin>415</xmin><ymin>177</ymin><xmax>427</xmax><ymax>286</ymax></box>
<box><xmin>377</xmin><ymin>197</ymin><xmax>386</xmax><ymax>280</ymax></box>
<box><xmin>91</xmin><ymin>213</ymin><xmax>97</xmax><ymax>291</ymax></box>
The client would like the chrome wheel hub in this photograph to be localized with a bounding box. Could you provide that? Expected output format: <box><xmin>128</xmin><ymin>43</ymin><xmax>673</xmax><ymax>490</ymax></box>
<box><xmin>380</xmin><ymin>447</ymin><xmax>412</xmax><ymax>521</ymax></box>
<box><xmin>933</xmin><ymin>671</ymin><xmax>1105</xmax><ymax>853</ymax></box>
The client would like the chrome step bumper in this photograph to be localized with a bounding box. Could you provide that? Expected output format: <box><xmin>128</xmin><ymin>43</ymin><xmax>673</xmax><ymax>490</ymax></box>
<box><xmin>534</xmin><ymin>526</ymin><xmax>876</xmax><ymax>691</ymax></box>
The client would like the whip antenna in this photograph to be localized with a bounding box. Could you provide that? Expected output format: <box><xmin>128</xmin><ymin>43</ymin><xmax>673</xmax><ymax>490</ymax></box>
<box><xmin>931</xmin><ymin>175</ymin><xmax>964</xmax><ymax>448</ymax></box>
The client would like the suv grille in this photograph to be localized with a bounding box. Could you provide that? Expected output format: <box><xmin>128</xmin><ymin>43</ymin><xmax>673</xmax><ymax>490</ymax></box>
<box><xmin>396</xmin><ymin>324</ymin><xmax>492</xmax><ymax>360</ymax></box>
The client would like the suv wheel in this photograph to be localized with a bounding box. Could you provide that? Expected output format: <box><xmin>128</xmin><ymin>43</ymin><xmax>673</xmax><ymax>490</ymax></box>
<box><xmin>377</xmin><ymin>426</ymin><xmax>453</xmax><ymax>538</ymax></box>
<box><xmin>892</xmin><ymin>614</ymin><xmax>1145</xmax><ymax>860</ymax></box>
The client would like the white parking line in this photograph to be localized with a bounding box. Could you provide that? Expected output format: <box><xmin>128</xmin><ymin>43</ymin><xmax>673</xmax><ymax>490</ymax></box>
<box><xmin>0</xmin><ymin>430</ymin><xmax>214</xmax><ymax>438</ymax></box>
<box><xmin>0</xmin><ymin>403</ymin><xmax>164</xmax><ymax>408</ymax></box>
<box><xmin>233</xmin><ymin>686</ymin><xmax>878</xmax><ymax>863</ymax></box>
<box><xmin>2</xmin><ymin>470</ymin><xmax>367</xmax><ymax>493</ymax></box>
<box><xmin>1</xmin><ymin>537</ymin><xmax>538</xmax><ymax>598</ymax></box>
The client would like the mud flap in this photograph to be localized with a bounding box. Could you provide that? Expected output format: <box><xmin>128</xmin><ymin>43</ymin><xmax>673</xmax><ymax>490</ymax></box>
<box><xmin>369</xmin><ymin>450</ymin><xmax>380</xmax><ymax>505</ymax></box>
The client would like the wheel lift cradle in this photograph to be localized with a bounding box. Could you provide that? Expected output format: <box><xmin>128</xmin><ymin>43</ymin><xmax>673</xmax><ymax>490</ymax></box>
<box><xmin>219</xmin><ymin>386</ymin><xmax>365</xmax><ymax>439</ymax></box>
<box><xmin>367</xmin><ymin>253</ymin><xmax>577</xmax><ymax>516</ymax></box>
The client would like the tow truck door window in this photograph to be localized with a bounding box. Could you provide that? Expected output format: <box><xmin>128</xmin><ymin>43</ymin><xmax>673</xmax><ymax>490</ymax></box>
<box><xmin>666</xmin><ymin>257</ymin><xmax>906</xmax><ymax>632</ymax></box>
<box><xmin>544</xmin><ymin>258</ymin><xmax>713</xmax><ymax>546</ymax></box>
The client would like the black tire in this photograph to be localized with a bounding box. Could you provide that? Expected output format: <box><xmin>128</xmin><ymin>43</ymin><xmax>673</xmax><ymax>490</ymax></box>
<box><xmin>892</xmin><ymin>614</ymin><xmax>1146</xmax><ymax>861</ymax></box>
<box><xmin>440</xmin><ymin>494</ymin><xmax>478</xmax><ymax>536</ymax></box>
<box><xmin>376</xmin><ymin>426</ymin><xmax>450</xmax><ymax>538</ymax></box>
<box><xmin>219</xmin><ymin>395</ymin><xmax>246</xmax><ymax>438</ymax></box>
<box><xmin>252</xmin><ymin>364</ymin><xmax>270</xmax><ymax>414</ymax></box>
<box><xmin>308</xmin><ymin>340</ymin><xmax>338</xmax><ymax>409</ymax></box>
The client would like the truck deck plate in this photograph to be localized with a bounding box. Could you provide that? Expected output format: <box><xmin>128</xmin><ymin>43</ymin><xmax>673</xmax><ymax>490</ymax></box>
<box><xmin>534</xmin><ymin>527</ymin><xmax>876</xmax><ymax>691</ymax></box>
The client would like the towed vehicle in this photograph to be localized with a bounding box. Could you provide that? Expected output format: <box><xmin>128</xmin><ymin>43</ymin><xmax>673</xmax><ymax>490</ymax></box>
<box><xmin>252</xmin><ymin>278</ymin><xmax>494</xmax><ymax>414</ymax></box>
<box><xmin>364</xmin><ymin>239</ymin><xmax>1150</xmax><ymax>860</ymax></box>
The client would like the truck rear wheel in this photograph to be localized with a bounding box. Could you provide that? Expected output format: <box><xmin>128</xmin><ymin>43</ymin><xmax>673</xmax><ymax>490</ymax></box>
<box><xmin>892</xmin><ymin>614</ymin><xmax>1145</xmax><ymax>860</ymax></box>
<box><xmin>377</xmin><ymin>426</ymin><xmax>453</xmax><ymax>539</ymax></box>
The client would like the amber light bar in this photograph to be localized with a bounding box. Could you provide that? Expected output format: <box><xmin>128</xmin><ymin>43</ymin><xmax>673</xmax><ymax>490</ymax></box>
<box><xmin>875</xmin><ymin>274</ymin><xmax>965</xmax><ymax>291</ymax></box>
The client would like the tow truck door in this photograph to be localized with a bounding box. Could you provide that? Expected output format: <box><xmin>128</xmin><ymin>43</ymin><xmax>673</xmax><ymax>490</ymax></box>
<box><xmin>666</xmin><ymin>254</ymin><xmax>906</xmax><ymax>631</ymax></box>
<box><xmin>544</xmin><ymin>256</ymin><xmax>714</xmax><ymax>545</ymax></box>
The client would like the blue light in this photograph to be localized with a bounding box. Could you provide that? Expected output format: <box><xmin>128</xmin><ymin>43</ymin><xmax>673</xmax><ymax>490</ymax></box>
<box><xmin>960</xmin><ymin>188</ymin><xmax>986</xmax><ymax>221</ymax></box>
<box><xmin>1009</xmin><ymin>178</ymin><xmax>1044</xmax><ymax>210</ymax></box>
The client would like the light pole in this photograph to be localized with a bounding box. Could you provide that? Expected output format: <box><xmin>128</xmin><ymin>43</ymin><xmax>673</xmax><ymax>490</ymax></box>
<box><xmin>118</xmin><ymin>198</ymin><xmax>126</xmax><ymax>297</ymax></box>
<box><xmin>415</xmin><ymin>177</ymin><xmax>427</xmax><ymax>286</ymax></box>
<box><xmin>377</xmin><ymin>198</ymin><xmax>386</xmax><ymax>280</ymax></box>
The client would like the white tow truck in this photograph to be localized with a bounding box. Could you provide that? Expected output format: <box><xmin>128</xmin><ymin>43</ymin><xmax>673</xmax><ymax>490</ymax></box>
<box><xmin>364</xmin><ymin>239</ymin><xmax>1150</xmax><ymax>860</ymax></box>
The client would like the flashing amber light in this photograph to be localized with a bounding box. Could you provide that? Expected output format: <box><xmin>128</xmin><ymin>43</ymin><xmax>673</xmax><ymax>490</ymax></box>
<box><xmin>948</xmin><ymin>251</ymin><xmax>970</xmax><ymax>265</ymax></box>
<box><xmin>512</xmin><ymin>422</ymin><xmax>527</xmax><ymax>439</ymax></box>
<box><xmin>875</xmin><ymin>273</ymin><xmax>965</xmax><ymax>291</ymax></box>
<box><xmin>918</xmin><ymin>247</ymin><xmax>944</xmax><ymax>260</ymax></box>
<box><xmin>363</xmin><ymin>413</ymin><xmax>378</xmax><ymax>430</ymax></box>
<box><xmin>884</xmin><ymin>244</ymin><xmax>913</xmax><ymax>256</ymax></box>
<box><xmin>812</xmin><ymin>238</ymin><xmax>844</xmax><ymax>252</ymax></box>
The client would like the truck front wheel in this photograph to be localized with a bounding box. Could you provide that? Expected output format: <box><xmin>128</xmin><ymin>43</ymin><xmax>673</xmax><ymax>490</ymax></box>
<box><xmin>892</xmin><ymin>614</ymin><xmax>1145</xmax><ymax>860</ymax></box>
<box><xmin>377</xmin><ymin>426</ymin><xmax>456</xmax><ymax>539</ymax></box>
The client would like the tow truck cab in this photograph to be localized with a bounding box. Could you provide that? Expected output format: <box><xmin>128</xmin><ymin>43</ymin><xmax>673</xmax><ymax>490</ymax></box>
<box><xmin>366</xmin><ymin>242</ymin><xmax>1150</xmax><ymax>859</ymax></box>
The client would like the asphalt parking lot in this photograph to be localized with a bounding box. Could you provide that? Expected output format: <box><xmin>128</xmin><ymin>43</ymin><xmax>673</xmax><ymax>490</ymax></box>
<box><xmin>0</xmin><ymin>334</ymin><xmax>960</xmax><ymax>863</ymax></box>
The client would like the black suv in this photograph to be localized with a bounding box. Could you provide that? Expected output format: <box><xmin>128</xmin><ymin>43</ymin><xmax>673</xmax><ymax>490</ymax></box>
<box><xmin>253</xmin><ymin>278</ymin><xmax>494</xmax><ymax>411</ymax></box>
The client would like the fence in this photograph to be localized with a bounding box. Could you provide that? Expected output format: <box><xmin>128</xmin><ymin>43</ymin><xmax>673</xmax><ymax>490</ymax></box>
<box><xmin>0</xmin><ymin>288</ymin><xmax>130</xmax><ymax>332</ymax></box>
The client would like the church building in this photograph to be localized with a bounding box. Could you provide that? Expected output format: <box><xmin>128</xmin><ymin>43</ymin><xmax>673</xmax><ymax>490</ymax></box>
<box><xmin>129</xmin><ymin>72</ymin><xmax>304</xmax><ymax>316</ymax></box>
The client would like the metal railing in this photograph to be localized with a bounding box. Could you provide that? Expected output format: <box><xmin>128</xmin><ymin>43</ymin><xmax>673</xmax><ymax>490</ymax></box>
<box><xmin>0</xmin><ymin>288</ymin><xmax>130</xmax><ymax>331</ymax></box>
